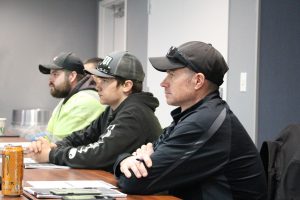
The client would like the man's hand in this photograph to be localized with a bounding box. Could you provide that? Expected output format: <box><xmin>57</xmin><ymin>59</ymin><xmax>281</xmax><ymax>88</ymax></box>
<box><xmin>26</xmin><ymin>137</ymin><xmax>56</xmax><ymax>163</ymax></box>
<box><xmin>120</xmin><ymin>143</ymin><xmax>154</xmax><ymax>178</ymax></box>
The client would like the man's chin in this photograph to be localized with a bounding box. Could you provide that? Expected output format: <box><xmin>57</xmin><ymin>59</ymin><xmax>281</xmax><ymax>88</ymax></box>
<box><xmin>165</xmin><ymin>99</ymin><xmax>174</xmax><ymax>106</ymax></box>
<box><xmin>50</xmin><ymin>91</ymin><xmax>60</xmax><ymax>98</ymax></box>
<box><xmin>100</xmin><ymin>100</ymin><xmax>107</xmax><ymax>105</ymax></box>
<box><xmin>164</xmin><ymin>94</ymin><xmax>171</xmax><ymax>101</ymax></box>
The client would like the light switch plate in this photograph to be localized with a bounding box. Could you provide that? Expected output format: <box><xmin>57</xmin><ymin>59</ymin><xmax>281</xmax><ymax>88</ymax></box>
<box><xmin>240</xmin><ymin>72</ymin><xmax>247</xmax><ymax>92</ymax></box>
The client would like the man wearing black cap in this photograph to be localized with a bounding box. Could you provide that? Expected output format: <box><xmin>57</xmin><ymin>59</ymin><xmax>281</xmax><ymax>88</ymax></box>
<box><xmin>37</xmin><ymin>52</ymin><xmax>105</xmax><ymax>141</ymax></box>
<box><xmin>27</xmin><ymin>51</ymin><xmax>162</xmax><ymax>172</ymax></box>
<box><xmin>114</xmin><ymin>41</ymin><xmax>267</xmax><ymax>199</ymax></box>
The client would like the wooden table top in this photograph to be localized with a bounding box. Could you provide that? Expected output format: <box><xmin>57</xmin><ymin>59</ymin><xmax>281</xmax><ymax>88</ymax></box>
<box><xmin>0</xmin><ymin>136</ymin><xmax>180</xmax><ymax>200</ymax></box>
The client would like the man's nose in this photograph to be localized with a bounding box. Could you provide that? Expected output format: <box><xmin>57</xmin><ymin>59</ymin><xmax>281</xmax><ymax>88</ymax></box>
<box><xmin>160</xmin><ymin>78</ymin><xmax>168</xmax><ymax>87</ymax></box>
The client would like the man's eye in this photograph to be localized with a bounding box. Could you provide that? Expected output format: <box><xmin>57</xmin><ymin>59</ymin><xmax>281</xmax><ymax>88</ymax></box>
<box><xmin>168</xmin><ymin>72</ymin><xmax>174</xmax><ymax>77</ymax></box>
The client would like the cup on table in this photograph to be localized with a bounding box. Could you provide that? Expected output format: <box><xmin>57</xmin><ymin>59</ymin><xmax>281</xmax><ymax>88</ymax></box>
<box><xmin>0</xmin><ymin>117</ymin><xmax>7</xmax><ymax>135</ymax></box>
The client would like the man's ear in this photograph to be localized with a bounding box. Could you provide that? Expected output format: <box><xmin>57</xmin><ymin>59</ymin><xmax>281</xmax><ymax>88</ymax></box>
<box><xmin>122</xmin><ymin>80</ymin><xmax>133</xmax><ymax>93</ymax></box>
<box><xmin>68</xmin><ymin>71</ymin><xmax>77</xmax><ymax>83</ymax></box>
<box><xmin>194</xmin><ymin>73</ymin><xmax>205</xmax><ymax>90</ymax></box>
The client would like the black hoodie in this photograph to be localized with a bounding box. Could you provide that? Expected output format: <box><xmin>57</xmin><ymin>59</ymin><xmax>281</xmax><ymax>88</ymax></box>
<box><xmin>49</xmin><ymin>92</ymin><xmax>162</xmax><ymax>172</ymax></box>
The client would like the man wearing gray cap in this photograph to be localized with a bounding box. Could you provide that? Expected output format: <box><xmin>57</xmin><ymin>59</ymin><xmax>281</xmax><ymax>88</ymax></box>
<box><xmin>27</xmin><ymin>51</ymin><xmax>162</xmax><ymax>171</ymax></box>
<box><xmin>36</xmin><ymin>52</ymin><xmax>105</xmax><ymax>141</ymax></box>
<box><xmin>114</xmin><ymin>41</ymin><xmax>267</xmax><ymax>199</ymax></box>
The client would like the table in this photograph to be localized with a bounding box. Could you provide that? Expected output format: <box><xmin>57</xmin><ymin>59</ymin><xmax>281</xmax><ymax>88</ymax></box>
<box><xmin>0</xmin><ymin>137</ymin><xmax>180</xmax><ymax>200</ymax></box>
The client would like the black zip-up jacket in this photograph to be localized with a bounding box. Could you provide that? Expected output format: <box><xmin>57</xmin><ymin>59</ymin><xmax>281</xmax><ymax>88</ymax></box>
<box><xmin>114</xmin><ymin>91</ymin><xmax>267</xmax><ymax>200</ymax></box>
<box><xmin>49</xmin><ymin>92</ymin><xmax>162</xmax><ymax>172</ymax></box>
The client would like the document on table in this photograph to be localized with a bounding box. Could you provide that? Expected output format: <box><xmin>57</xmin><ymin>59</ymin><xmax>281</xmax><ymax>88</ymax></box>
<box><xmin>27</xmin><ymin>180</ymin><xmax>116</xmax><ymax>189</ymax></box>
<box><xmin>0</xmin><ymin>156</ymin><xmax>68</xmax><ymax>168</ymax></box>
<box><xmin>24</xmin><ymin>162</ymin><xmax>70</xmax><ymax>169</ymax></box>
<box><xmin>23</xmin><ymin>186</ymin><xmax>127</xmax><ymax>198</ymax></box>
<box><xmin>24</xmin><ymin>180</ymin><xmax>127</xmax><ymax>198</ymax></box>
<box><xmin>23</xmin><ymin>187</ymin><xmax>61</xmax><ymax>199</ymax></box>
<box><xmin>24</xmin><ymin>157</ymin><xmax>38</xmax><ymax>163</ymax></box>
<box><xmin>0</xmin><ymin>157</ymin><xmax>36</xmax><ymax>164</ymax></box>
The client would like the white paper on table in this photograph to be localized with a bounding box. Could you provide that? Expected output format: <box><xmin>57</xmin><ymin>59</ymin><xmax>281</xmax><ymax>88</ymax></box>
<box><xmin>27</xmin><ymin>181</ymin><xmax>74</xmax><ymax>188</ymax></box>
<box><xmin>27</xmin><ymin>180</ymin><xmax>116</xmax><ymax>189</ymax></box>
<box><xmin>67</xmin><ymin>180</ymin><xmax>116</xmax><ymax>188</ymax></box>
<box><xmin>0</xmin><ymin>157</ymin><xmax>37</xmax><ymax>164</ymax></box>
<box><xmin>0</xmin><ymin>148</ymin><xmax>36</xmax><ymax>164</ymax></box>
<box><xmin>24</xmin><ymin>157</ymin><xmax>37</xmax><ymax>164</ymax></box>
<box><xmin>24</xmin><ymin>163</ymin><xmax>70</xmax><ymax>169</ymax></box>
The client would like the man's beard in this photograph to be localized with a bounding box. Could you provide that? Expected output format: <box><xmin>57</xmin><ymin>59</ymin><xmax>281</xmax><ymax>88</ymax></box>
<box><xmin>50</xmin><ymin>80</ymin><xmax>72</xmax><ymax>98</ymax></box>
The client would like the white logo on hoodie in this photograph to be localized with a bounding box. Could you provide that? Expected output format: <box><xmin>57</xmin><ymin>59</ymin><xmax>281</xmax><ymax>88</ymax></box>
<box><xmin>68</xmin><ymin>124</ymin><xmax>116</xmax><ymax>159</ymax></box>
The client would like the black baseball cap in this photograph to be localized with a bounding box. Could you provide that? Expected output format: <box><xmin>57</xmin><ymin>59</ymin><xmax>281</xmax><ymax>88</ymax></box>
<box><xmin>39</xmin><ymin>52</ymin><xmax>84</xmax><ymax>74</ymax></box>
<box><xmin>85</xmin><ymin>51</ymin><xmax>145</xmax><ymax>82</ymax></box>
<box><xmin>149</xmin><ymin>41</ymin><xmax>229</xmax><ymax>86</ymax></box>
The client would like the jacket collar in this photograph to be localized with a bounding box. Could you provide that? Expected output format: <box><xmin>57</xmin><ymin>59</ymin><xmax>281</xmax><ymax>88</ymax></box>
<box><xmin>171</xmin><ymin>90</ymin><xmax>221</xmax><ymax>123</ymax></box>
<box><xmin>63</xmin><ymin>75</ymin><xmax>96</xmax><ymax>104</ymax></box>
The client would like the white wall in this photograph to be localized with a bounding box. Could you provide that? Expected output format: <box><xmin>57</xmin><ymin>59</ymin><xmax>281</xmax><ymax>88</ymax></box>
<box><xmin>147</xmin><ymin>0</ymin><xmax>229</xmax><ymax>128</ymax></box>
<box><xmin>227</xmin><ymin>0</ymin><xmax>259</xmax><ymax>142</ymax></box>
<box><xmin>0</xmin><ymin>0</ymin><xmax>99</xmax><ymax>126</ymax></box>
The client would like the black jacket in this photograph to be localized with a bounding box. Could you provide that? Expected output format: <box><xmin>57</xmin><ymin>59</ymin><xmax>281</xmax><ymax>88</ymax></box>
<box><xmin>260</xmin><ymin>124</ymin><xmax>300</xmax><ymax>200</ymax></box>
<box><xmin>114</xmin><ymin>91</ymin><xmax>267</xmax><ymax>200</ymax></box>
<box><xmin>49</xmin><ymin>92</ymin><xmax>162</xmax><ymax>171</ymax></box>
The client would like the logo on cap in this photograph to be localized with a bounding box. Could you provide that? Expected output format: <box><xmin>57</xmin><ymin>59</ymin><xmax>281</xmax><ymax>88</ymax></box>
<box><xmin>97</xmin><ymin>56</ymin><xmax>113</xmax><ymax>75</ymax></box>
<box><xmin>102</xmin><ymin>56</ymin><xmax>112</xmax><ymax>66</ymax></box>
